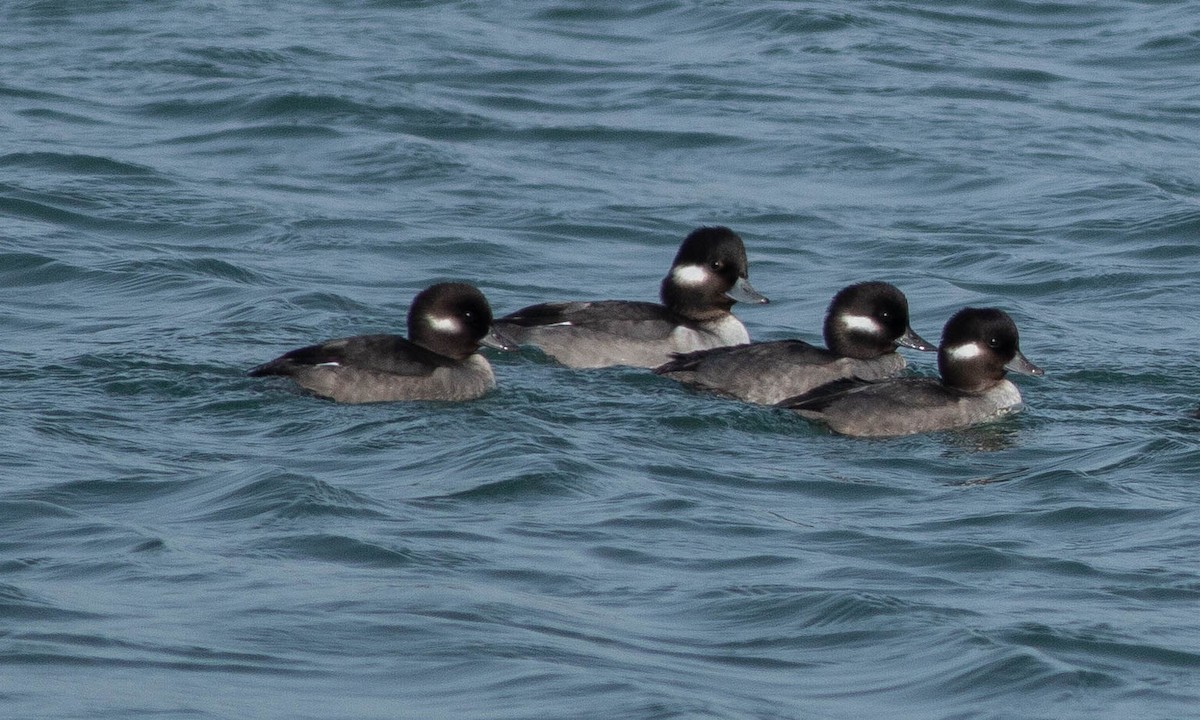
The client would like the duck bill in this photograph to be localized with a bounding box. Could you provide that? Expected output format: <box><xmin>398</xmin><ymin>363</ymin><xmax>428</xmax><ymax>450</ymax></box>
<box><xmin>1004</xmin><ymin>349</ymin><xmax>1044</xmax><ymax>376</ymax></box>
<box><xmin>480</xmin><ymin>325</ymin><xmax>519</xmax><ymax>352</ymax></box>
<box><xmin>896</xmin><ymin>326</ymin><xmax>935</xmax><ymax>352</ymax></box>
<box><xmin>726</xmin><ymin>277</ymin><xmax>769</xmax><ymax>305</ymax></box>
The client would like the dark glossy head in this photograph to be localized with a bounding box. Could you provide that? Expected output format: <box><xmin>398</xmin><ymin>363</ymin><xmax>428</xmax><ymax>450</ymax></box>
<box><xmin>659</xmin><ymin>226</ymin><xmax>768</xmax><ymax>320</ymax></box>
<box><xmin>822</xmin><ymin>281</ymin><xmax>934</xmax><ymax>359</ymax></box>
<box><xmin>408</xmin><ymin>282</ymin><xmax>515</xmax><ymax>359</ymax></box>
<box><xmin>937</xmin><ymin>307</ymin><xmax>1043</xmax><ymax>393</ymax></box>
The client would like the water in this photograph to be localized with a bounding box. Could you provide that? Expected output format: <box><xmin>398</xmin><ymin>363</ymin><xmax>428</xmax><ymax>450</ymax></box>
<box><xmin>2</xmin><ymin>1</ymin><xmax>1199</xmax><ymax>718</ymax></box>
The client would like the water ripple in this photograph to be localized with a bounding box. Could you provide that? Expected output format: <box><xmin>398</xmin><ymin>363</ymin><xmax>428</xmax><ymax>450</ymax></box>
<box><xmin>3</xmin><ymin>0</ymin><xmax>1199</xmax><ymax>717</ymax></box>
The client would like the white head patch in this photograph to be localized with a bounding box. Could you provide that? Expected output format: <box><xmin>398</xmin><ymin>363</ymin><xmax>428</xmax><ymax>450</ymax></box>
<box><xmin>671</xmin><ymin>264</ymin><xmax>709</xmax><ymax>287</ymax></box>
<box><xmin>946</xmin><ymin>342</ymin><xmax>984</xmax><ymax>361</ymax></box>
<box><xmin>840</xmin><ymin>314</ymin><xmax>882</xmax><ymax>335</ymax></box>
<box><xmin>428</xmin><ymin>315</ymin><xmax>461</xmax><ymax>333</ymax></box>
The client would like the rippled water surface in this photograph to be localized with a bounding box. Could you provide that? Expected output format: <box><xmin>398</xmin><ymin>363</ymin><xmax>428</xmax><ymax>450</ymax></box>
<box><xmin>2</xmin><ymin>1</ymin><xmax>1199</xmax><ymax>718</ymax></box>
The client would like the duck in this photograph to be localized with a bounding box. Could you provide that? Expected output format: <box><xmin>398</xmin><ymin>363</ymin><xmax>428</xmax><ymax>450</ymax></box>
<box><xmin>493</xmin><ymin>226</ymin><xmax>768</xmax><ymax>368</ymax></box>
<box><xmin>248</xmin><ymin>282</ymin><xmax>514</xmax><ymax>403</ymax></box>
<box><xmin>655</xmin><ymin>281</ymin><xmax>933</xmax><ymax>405</ymax></box>
<box><xmin>779</xmin><ymin>307</ymin><xmax>1043</xmax><ymax>436</ymax></box>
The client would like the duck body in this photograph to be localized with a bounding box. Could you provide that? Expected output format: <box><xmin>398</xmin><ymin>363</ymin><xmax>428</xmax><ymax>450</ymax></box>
<box><xmin>783</xmin><ymin>375</ymin><xmax>1025</xmax><ymax>437</ymax></box>
<box><xmin>500</xmin><ymin>300</ymin><xmax>752</xmax><ymax>369</ymax></box>
<box><xmin>658</xmin><ymin>339</ymin><xmax>910</xmax><ymax>405</ymax></box>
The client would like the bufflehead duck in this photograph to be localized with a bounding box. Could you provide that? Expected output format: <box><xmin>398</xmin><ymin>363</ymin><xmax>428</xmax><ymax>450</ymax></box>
<box><xmin>493</xmin><ymin>226</ymin><xmax>768</xmax><ymax>368</ymax></box>
<box><xmin>655</xmin><ymin>281</ymin><xmax>934</xmax><ymax>404</ymax></box>
<box><xmin>248</xmin><ymin>282</ymin><xmax>515</xmax><ymax>403</ymax></box>
<box><xmin>779</xmin><ymin>307</ymin><xmax>1043</xmax><ymax>437</ymax></box>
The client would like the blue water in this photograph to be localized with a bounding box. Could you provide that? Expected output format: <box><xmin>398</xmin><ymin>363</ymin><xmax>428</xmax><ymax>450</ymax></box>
<box><xmin>3</xmin><ymin>1</ymin><xmax>1199</xmax><ymax>718</ymax></box>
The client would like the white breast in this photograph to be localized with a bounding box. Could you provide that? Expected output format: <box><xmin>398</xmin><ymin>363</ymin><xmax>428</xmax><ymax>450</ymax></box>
<box><xmin>670</xmin><ymin>315</ymin><xmax>749</xmax><ymax>353</ymax></box>
<box><xmin>708</xmin><ymin>314</ymin><xmax>751</xmax><ymax>345</ymax></box>
<box><xmin>984</xmin><ymin>379</ymin><xmax>1023</xmax><ymax>413</ymax></box>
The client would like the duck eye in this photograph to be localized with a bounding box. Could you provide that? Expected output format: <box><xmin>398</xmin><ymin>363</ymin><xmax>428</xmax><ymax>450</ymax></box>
<box><xmin>988</xmin><ymin>337</ymin><xmax>999</xmax><ymax>348</ymax></box>
<box><xmin>710</xmin><ymin>260</ymin><xmax>723</xmax><ymax>271</ymax></box>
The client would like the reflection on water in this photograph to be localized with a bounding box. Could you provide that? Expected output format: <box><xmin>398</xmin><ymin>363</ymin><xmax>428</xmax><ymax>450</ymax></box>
<box><xmin>940</xmin><ymin>422</ymin><xmax>1022</xmax><ymax>455</ymax></box>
